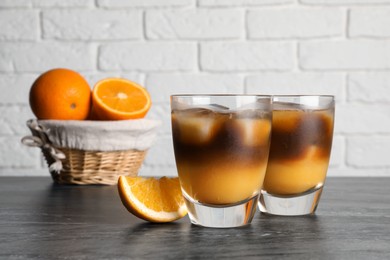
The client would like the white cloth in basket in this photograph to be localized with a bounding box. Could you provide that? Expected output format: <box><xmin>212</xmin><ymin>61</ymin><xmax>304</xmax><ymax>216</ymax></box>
<box><xmin>30</xmin><ymin>119</ymin><xmax>161</xmax><ymax>151</ymax></box>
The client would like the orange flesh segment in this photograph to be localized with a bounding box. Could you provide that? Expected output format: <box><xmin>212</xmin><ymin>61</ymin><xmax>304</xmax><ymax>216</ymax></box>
<box><xmin>96</xmin><ymin>81</ymin><xmax>148</xmax><ymax>113</ymax></box>
<box><xmin>92</xmin><ymin>78</ymin><xmax>151</xmax><ymax>120</ymax></box>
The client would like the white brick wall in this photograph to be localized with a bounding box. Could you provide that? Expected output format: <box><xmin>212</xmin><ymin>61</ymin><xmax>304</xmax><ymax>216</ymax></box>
<box><xmin>247</xmin><ymin>8</ymin><xmax>344</xmax><ymax>39</ymax></box>
<box><xmin>347</xmin><ymin>136</ymin><xmax>390</xmax><ymax>167</ymax></box>
<box><xmin>300</xmin><ymin>40</ymin><xmax>390</xmax><ymax>70</ymax></box>
<box><xmin>245</xmin><ymin>72</ymin><xmax>344</xmax><ymax>97</ymax></box>
<box><xmin>301</xmin><ymin>0</ymin><xmax>390</xmax><ymax>4</ymax></box>
<box><xmin>199</xmin><ymin>0</ymin><xmax>294</xmax><ymax>6</ymax></box>
<box><xmin>0</xmin><ymin>43</ymin><xmax>95</xmax><ymax>72</ymax></box>
<box><xmin>349</xmin><ymin>8</ymin><xmax>390</xmax><ymax>38</ymax></box>
<box><xmin>201</xmin><ymin>42</ymin><xmax>294</xmax><ymax>71</ymax></box>
<box><xmin>0</xmin><ymin>10</ymin><xmax>39</xmax><ymax>40</ymax></box>
<box><xmin>97</xmin><ymin>0</ymin><xmax>194</xmax><ymax>8</ymax></box>
<box><xmin>348</xmin><ymin>72</ymin><xmax>390</xmax><ymax>102</ymax></box>
<box><xmin>146</xmin><ymin>10</ymin><xmax>244</xmax><ymax>40</ymax></box>
<box><xmin>42</xmin><ymin>10</ymin><xmax>143</xmax><ymax>40</ymax></box>
<box><xmin>0</xmin><ymin>0</ymin><xmax>94</xmax><ymax>8</ymax></box>
<box><xmin>1</xmin><ymin>0</ymin><xmax>389</xmax><ymax>177</ymax></box>
<box><xmin>99</xmin><ymin>43</ymin><xmax>197</xmax><ymax>71</ymax></box>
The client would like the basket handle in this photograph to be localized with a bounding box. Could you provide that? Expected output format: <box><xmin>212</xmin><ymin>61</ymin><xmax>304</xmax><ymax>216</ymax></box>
<box><xmin>21</xmin><ymin>119</ymin><xmax>66</xmax><ymax>173</ymax></box>
<box><xmin>21</xmin><ymin>135</ymin><xmax>44</xmax><ymax>147</ymax></box>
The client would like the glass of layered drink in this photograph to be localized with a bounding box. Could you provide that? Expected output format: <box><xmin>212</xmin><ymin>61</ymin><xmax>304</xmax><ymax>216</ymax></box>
<box><xmin>171</xmin><ymin>95</ymin><xmax>272</xmax><ymax>228</ymax></box>
<box><xmin>259</xmin><ymin>95</ymin><xmax>335</xmax><ymax>216</ymax></box>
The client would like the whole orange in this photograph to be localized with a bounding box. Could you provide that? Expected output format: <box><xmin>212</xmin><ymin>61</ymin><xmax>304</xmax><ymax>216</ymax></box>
<box><xmin>29</xmin><ymin>68</ymin><xmax>91</xmax><ymax>120</ymax></box>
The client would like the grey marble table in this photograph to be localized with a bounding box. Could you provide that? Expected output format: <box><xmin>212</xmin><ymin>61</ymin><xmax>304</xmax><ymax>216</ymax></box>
<box><xmin>0</xmin><ymin>177</ymin><xmax>389</xmax><ymax>259</ymax></box>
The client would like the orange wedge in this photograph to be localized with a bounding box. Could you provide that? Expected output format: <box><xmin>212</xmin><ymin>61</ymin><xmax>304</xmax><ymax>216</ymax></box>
<box><xmin>92</xmin><ymin>78</ymin><xmax>151</xmax><ymax>120</ymax></box>
<box><xmin>118</xmin><ymin>176</ymin><xmax>187</xmax><ymax>223</ymax></box>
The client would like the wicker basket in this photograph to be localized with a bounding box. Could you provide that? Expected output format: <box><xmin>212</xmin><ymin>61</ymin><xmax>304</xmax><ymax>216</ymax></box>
<box><xmin>22</xmin><ymin>119</ymin><xmax>160</xmax><ymax>185</ymax></box>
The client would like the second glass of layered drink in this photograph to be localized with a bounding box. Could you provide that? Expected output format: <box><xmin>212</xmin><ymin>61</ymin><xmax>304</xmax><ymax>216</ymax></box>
<box><xmin>171</xmin><ymin>95</ymin><xmax>272</xmax><ymax>228</ymax></box>
<box><xmin>259</xmin><ymin>95</ymin><xmax>335</xmax><ymax>216</ymax></box>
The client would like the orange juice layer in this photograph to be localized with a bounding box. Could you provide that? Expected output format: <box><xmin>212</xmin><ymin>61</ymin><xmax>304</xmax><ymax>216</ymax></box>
<box><xmin>178</xmin><ymin>163</ymin><xmax>267</xmax><ymax>205</ymax></box>
<box><xmin>263</xmin><ymin>147</ymin><xmax>329</xmax><ymax>195</ymax></box>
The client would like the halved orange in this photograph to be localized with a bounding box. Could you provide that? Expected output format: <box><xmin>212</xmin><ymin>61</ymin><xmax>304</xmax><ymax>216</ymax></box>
<box><xmin>92</xmin><ymin>78</ymin><xmax>151</xmax><ymax>120</ymax></box>
<box><xmin>118</xmin><ymin>176</ymin><xmax>187</xmax><ymax>223</ymax></box>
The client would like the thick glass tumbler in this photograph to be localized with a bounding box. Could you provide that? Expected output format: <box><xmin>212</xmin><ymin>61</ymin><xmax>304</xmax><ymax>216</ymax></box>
<box><xmin>171</xmin><ymin>95</ymin><xmax>272</xmax><ymax>228</ymax></box>
<box><xmin>259</xmin><ymin>95</ymin><xmax>335</xmax><ymax>216</ymax></box>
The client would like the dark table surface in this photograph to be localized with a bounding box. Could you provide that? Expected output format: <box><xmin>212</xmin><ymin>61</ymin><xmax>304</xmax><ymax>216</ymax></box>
<box><xmin>1</xmin><ymin>177</ymin><xmax>389</xmax><ymax>259</ymax></box>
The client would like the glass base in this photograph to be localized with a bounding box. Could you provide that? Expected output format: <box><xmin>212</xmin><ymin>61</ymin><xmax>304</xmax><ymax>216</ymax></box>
<box><xmin>184</xmin><ymin>194</ymin><xmax>259</xmax><ymax>228</ymax></box>
<box><xmin>258</xmin><ymin>186</ymin><xmax>323</xmax><ymax>216</ymax></box>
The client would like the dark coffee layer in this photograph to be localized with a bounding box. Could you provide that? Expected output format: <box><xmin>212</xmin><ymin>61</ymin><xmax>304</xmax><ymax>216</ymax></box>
<box><xmin>269</xmin><ymin>109</ymin><xmax>334</xmax><ymax>161</ymax></box>
<box><xmin>172</xmin><ymin>110</ymin><xmax>271</xmax><ymax>166</ymax></box>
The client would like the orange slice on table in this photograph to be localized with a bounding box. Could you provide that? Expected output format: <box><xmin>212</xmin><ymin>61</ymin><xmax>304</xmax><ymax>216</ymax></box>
<box><xmin>92</xmin><ymin>78</ymin><xmax>151</xmax><ymax>120</ymax></box>
<box><xmin>118</xmin><ymin>176</ymin><xmax>187</xmax><ymax>223</ymax></box>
